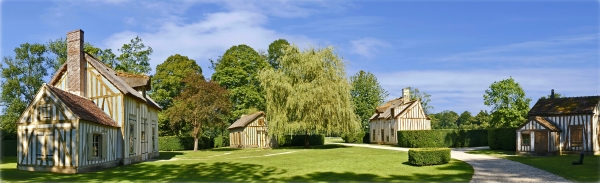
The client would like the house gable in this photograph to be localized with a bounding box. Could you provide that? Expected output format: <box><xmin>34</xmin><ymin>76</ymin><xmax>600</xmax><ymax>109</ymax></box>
<box><xmin>18</xmin><ymin>84</ymin><xmax>77</xmax><ymax>124</ymax></box>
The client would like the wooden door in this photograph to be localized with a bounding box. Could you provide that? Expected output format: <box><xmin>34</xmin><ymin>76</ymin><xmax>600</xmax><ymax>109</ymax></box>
<box><xmin>380</xmin><ymin>129</ymin><xmax>384</xmax><ymax>143</ymax></box>
<box><xmin>535</xmin><ymin>132</ymin><xmax>548</xmax><ymax>153</ymax></box>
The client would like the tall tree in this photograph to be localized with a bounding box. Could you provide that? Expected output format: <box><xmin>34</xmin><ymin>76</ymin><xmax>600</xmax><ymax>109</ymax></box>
<box><xmin>457</xmin><ymin>111</ymin><xmax>475</xmax><ymax>129</ymax></box>
<box><xmin>408</xmin><ymin>87</ymin><xmax>433</xmax><ymax>114</ymax></box>
<box><xmin>267</xmin><ymin>39</ymin><xmax>290</xmax><ymax>69</ymax></box>
<box><xmin>211</xmin><ymin>44</ymin><xmax>269</xmax><ymax>122</ymax></box>
<box><xmin>432</xmin><ymin>110</ymin><xmax>459</xmax><ymax>129</ymax></box>
<box><xmin>350</xmin><ymin>70</ymin><xmax>388</xmax><ymax>131</ymax></box>
<box><xmin>165</xmin><ymin>73</ymin><xmax>231</xmax><ymax>151</ymax></box>
<box><xmin>483</xmin><ymin>77</ymin><xmax>531</xmax><ymax>128</ymax></box>
<box><xmin>259</xmin><ymin>44</ymin><xmax>360</xmax><ymax>147</ymax></box>
<box><xmin>474</xmin><ymin>110</ymin><xmax>491</xmax><ymax>129</ymax></box>
<box><xmin>0</xmin><ymin>43</ymin><xmax>52</xmax><ymax>139</ymax></box>
<box><xmin>116</xmin><ymin>36</ymin><xmax>153</xmax><ymax>74</ymax></box>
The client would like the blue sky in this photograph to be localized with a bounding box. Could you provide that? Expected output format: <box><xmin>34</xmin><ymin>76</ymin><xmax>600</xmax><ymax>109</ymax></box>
<box><xmin>1</xmin><ymin>0</ymin><xmax>598</xmax><ymax>115</ymax></box>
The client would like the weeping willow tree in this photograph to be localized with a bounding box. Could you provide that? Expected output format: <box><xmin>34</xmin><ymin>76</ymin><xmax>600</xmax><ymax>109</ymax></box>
<box><xmin>258</xmin><ymin>44</ymin><xmax>360</xmax><ymax>148</ymax></box>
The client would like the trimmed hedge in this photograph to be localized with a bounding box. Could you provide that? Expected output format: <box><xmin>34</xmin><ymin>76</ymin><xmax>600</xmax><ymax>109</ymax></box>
<box><xmin>158</xmin><ymin>136</ymin><xmax>213</xmax><ymax>151</ymax></box>
<box><xmin>281</xmin><ymin>134</ymin><xmax>325</xmax><ymax>146</ymax></box>
<box><xmin>408</xmin><ymin>148</ymin><xmax>451</xmax><ymax>166</ymax></box>
<box><xmin>1</xmin><ymin>140</ymin><xmax>17</xmax><ymax>157</ymax></box>
<box><xmin>488</xmin><ymin>128</ymin><xmax>517</xmax><ymax>151</ymax></box>
<box><xmin>341</xmin><ymin>131</ymin><xmax>365</xmax><ymax>143</ymax></box>
<box><xmin>363</xmin><ymin>132</ymin><xmax>371</xmax><ymax>144</ymax></box>
<box><xmin>397</xmin><ymin>130</ymin><xmax>488</xmax><ymax>148</ymax></box>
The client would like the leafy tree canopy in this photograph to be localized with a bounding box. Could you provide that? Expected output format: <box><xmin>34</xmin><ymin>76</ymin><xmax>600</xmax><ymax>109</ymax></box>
<box><xmin>0</xmin><ymin>43</ymin><xmax>53</xmax><ymax>139</ymax></box>
<box><xmin>116</xmin><ymin>36</ymin><xmax>153</xmax><ymax>74</ymax></box>
<box><xmin>259</xmin><ymin>44</ymin><xmax>360</xmax><ymax>147</ymax></box>
<box><xmin>350</xmin><ymin>70</ymin><xmax>388</xmax><ymax>131</ymax></box>
<box><xmin>165</xmin><ymin>73</ymin><xmax>231</xmax><ymax>151</ymax></box>
<box><xmin>267</xmin><ymin>39</ymin><xmax>290</xmax><ymax>69</ymax></box>
<box><xmin>483</xmin><ymin>77</ymin><xmax>531</xmax><ymax>128</ymax></box>
<box><xmin>211</xmin><ymin>44</ymin><xmax>269</xmax><ymax>122</ymax></box>
<box><xmin>408</xmin><ymin>87</ymin><xmax>433</xmax><ymax>114</ymax></box>
<box><xmin>151</xmin><ymin>54</ymin><xmax>203</xmax><ymax>109</ymax></box>
<box><xmin>47</xmin><ymin>37</ymin><xmax>117</xmax><ymax>70</ymax></box>
<box><xmin>431</xmin><ymin>110</ymin><xmax>459</xmax><ymax>129</ymax></box>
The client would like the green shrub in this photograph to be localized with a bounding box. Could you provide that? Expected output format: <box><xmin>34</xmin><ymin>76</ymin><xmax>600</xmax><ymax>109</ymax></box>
<box><xmin>159</xmin><ymin>136</ymin><xmax>213</xmax><ymax>151</ymax></box>
<box><xmin>214</xmin><ymin>136</ymin><xmax>223</xmax><ymax>148</ymax></box>
<box><xmin>397</xmin><ymin>130</ymin><xmax>488</xmax><ymax>148</ymax></box>
<box><xmin>363</xmin><ymin>133</ymin><xmax>371</xmax><ymax>144</ymax></box>
<box><xmin>280</xmin><ymin>134</ymin><xmax>325</xmax><ymax>146</ymax></box>
<box><xmin>341</xmin><ymin>131</ymin><xmax>365</xmax><ymax>143</ymax></box>
<box><xmin>1</xmin><ymin>140</ymin><xmax>17</xmax><ymax>156</ymax></box>
<box><xmin>408</xmin><ymin>148</ymin><xmax>451</xmax><ymax>166</ymax></box>
<box><xmin>488</xmin><ymin>128</ymin><xmax>517</xmax><ymax>151</ymax></box>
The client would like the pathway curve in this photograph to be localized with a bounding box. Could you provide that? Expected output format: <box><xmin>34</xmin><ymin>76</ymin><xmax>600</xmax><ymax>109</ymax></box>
<box><xmin>329</xmin><ymin>143</ymin><xmax>572</xmax><ymax>183</ymax></box>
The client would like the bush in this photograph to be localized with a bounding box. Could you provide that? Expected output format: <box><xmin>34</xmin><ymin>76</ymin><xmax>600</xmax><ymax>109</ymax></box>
<box><xmin>214</xmin><ymin>136</ymin><xmax>223</xmax><ymax>148</ymax></box>
<box><xmin>341</xmin><ymin>131</ymin><xmax>365</xmax><ymax>143</ymax></box>
<box><xmin>1</xmin><ymin>140</ymin><xmax>17</xmax><ymax>156</ymax></box>
<box><xmin>408</xmin><ymin>148</ymin><xmax>451</xmax><ymax>166</ymax></box>
<box><xmin>280</xmin><ymin>134</ymin><xmax>325</xmax><ymax>146</ymax></box>
<box><xmin>363</xmin><ymin>132</ymin><xmax>371</xmax><ymax>144</ymax></box>
<box><xmin>159</xmin><ymin>136</ymin><xmax>213</xmax><ymax>151</ymax></box>
<box><xmin>488</xmin><ymin>128</ymin><xmax>517</xmax><ymax>151</ymax></box>
<box><xmin>397</xmin><ymin>130</ymin><xmax>488</xmax><ymax>148</ymax></box>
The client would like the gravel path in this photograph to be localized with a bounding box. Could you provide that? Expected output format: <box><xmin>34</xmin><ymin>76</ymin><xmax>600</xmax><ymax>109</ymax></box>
<box><xmin>330</xmin><ymin>143</ymin><xmax>572</xmax><ymax>183</ymax></box>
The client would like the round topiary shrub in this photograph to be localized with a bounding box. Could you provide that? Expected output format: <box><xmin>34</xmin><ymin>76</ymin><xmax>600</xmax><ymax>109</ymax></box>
<box><xmin>408</xmin><ymin>148</ymin><xmax>451</xmax><ymax>166</ymax></box>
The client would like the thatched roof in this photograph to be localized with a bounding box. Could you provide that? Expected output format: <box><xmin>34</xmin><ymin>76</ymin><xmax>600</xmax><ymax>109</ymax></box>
<box><xmin>529</xmin><ymin>96</ymin><xmax>600</xmax><ymax>115</ymax></box>
<box><xmin>228</xmin><ymin>111</ymin><xmax>265</xmax><ymax>130</ymax></box>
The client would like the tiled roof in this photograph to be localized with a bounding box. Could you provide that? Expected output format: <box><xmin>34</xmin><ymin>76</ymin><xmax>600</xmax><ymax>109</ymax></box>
<box><xmin>116</xmin><ymin>72</ymin><xmax>151</xmax><ymax>89</ymax></box>
<box><xmin>529</xmin><ymin>96</ymin><xmax>600</xmax><ymax>115</ymax></box>
<box><xmin>46</xmin><ymin>84</ymin><xmax>119</xmax><ymax>127</ymax></box>
<box><xmin>522</xmin><ymin>116</ymin><xmax>562</xmax><ymax>132</ymax></box>
<box><xmin>228</xmin><ymin>111</ymin><xmax>265</xmax><ymax>130</ymax></box>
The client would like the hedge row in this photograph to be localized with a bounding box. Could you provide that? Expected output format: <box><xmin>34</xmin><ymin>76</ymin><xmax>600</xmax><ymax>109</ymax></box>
<box><xmin>408</xmin><ymin>148</ymin><xmax>451</xmax><ymax>166</ymax></box>
<box><xmin>280</xmin><ymin>134</ymin><xmax>325</xmax><ymax>146</ymax></box>
<box><xmin>397</xmin><ymin>130</ymin><xmax>488</xmax><ymax>148</ymax></box>
<box><xmin>158</xmin><ymin>136</ymin><xmax>213</xmax><ymax>151</ymax></box>
<box><xmin>1</xmin><ymin>140</ymin><xmax>17</xmax><ymax>157</ymax></box>
<box><xmin>488</xmin><ymin>128</ymin><xmax>517</xmax><ymax>151</ymax></box>
<box><xmin>341</xmin><ymin>131</ymin><xmax>365</xmax><ymax>143</ymax></box>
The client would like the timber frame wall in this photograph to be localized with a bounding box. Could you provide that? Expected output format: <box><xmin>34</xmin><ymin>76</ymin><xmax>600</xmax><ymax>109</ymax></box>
<box><xmin>370</xmin><ymin>101</ymin><xmax>431</xmax><ymax>145</ymax></box>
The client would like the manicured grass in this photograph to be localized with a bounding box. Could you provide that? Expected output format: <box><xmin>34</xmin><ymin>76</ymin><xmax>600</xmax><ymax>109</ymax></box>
<box><xmin>324</xmin><ymin>137</ymin><xmax>345</xmax><ymax>143</ymax></box>
<box><xmin>467</xmin><ymin>149</ymin><xmax>599</xmax><ymax>182</ymax></box>
<box><xmin>1</xmin><ymin>145</ymin><xmax>473</xmax><ymax>182</ymax></box>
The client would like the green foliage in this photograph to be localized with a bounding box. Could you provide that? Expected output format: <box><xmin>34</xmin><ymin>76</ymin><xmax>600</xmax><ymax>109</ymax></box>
<box><xmin>363</xmin><ymin>133</ymin><xmax>371</xmax><ymax>144</ymax></box>
<box><xmin>211</xmin><ymin>44</ymin><xmax>269</xmax><ymax>123</ymax></box>
<box><xmin>116</xmin><ymin>36</ymin><xmax>153</xmax><ymax>74</ymax></box>
<box><xmin>1</xmin><ymin>43</ymin><xmax>52</xmax><ymax>139</ymax></box>
<box><xmin>397</xmin><ymin>130</ymin><xmax>488</xmax><ymax>148</ymax></box>
<box><xmin>408</xmin><ymin>87</ymin><xmax>433</xmax><ymax>114</ymax></box>
<box><xmin>350</xmin><ymin>70</ymin><xmax>388</xmax><ymax>131</ymax></box>
<box><xmin>267</xmin><ymin>39</ymin><xmax>290</xmax><ymax>69</ymax></box>
<box><xmin>408</xmin><ymin>148</ymin><xmax>451</xmax><ymax>166</ymax></box>
<box><xmin>165</xmin><ymin>73</ymin><xmax>231</xmax><ymax>151</ymax></box>
<box><xmin>484</xmin><ymin>77</ymin><xmax>531</xmax><ymax>128</ymax></box>
<box><xmin>158</xmin><ymin>136</ymin><xmax>213</xmax><ymax>151</ymax></box>
<box><xmin>214</xmin><ymin>136</ymin><xmax>223</xmax><ymax>148</ymax></box>
<box><xmin>539</xmin><ymin>92</ymin><xmax>563</xmax><ymax>100</ymax></box>
<box><xmin>430</xmin><ymin>110</ymin><xmax>459</xmax><ymax>129</ymax></box>
<box><xmin>279</xmin><ymin>134</ymin><xmax>325</xmax><ymax>146</ymax></box>
<box><xmin>474</xmin><ymin>110</ymin><xmax>491</xmax><ymax>129</ymax></box>
<box><xmin>151</xmin><ymin>54</ymin><xmax>203</xmax><ymax>109</ymax></box>
<box><xmin>488</xmin><ymin>128</ymin><xmax>517</xmax><ymax>151</ymax></box>
<box><xmin>341</xmin><ymin>131</ymin><xmax>365</xmax><ymax>143</ymax></box>
<box><xmin>1</xmin><ymin>140</ymin><xmax>17</xmax><ymax>156</ymax></box>
<box><xmin>259</xmin><ymin>45</ymin><xmax>361</xmax><ymax>147</ymax></box>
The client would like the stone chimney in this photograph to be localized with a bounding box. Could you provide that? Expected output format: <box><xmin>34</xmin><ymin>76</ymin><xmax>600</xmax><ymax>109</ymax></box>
<box><xmin>402</xmin><ymin>88</ymin><xmax>410</xmax><ymax>103</ymax></box>
<box><xmin>67</xmin><ymin>29</ymin><xmax>86</xmax><ymax>97</ymax></box>
<box><xmin>550</xmin><ymin>89</ymin><xmax>555</xmax><ymax>99</ymax></box>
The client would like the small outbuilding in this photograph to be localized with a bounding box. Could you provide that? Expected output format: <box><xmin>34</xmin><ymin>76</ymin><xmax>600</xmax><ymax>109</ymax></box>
<box><xmin>516</xmin><ymin>90</ymin><xmax>600</xmax><ymax>155</ymax></box>
<box><xmin>228</xmin><ymin>111</ymin><xmax>272</xmax><ymax>148</ymax></box>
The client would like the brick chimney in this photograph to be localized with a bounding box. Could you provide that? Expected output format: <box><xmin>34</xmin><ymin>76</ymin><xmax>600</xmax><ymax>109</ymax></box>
<box><xmin>403</xmin><ymin>88</ymin><xmax>410</xmax><ymax>103</ymax></box>
<box><xmin>66</xmin><ymin>29</ymin><xmax>86</xmax><ymax>97</ymax></box>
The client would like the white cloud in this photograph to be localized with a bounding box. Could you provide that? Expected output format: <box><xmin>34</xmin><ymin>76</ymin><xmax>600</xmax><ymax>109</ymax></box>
<box><xmin>102</xmin><ymin>11</ymin><xmax>315</xmax><ymax>76</ymax></box>
<box><xmin>349</xmin><ymin>37</ymin><xmax>390</xmax><ymax>59</ymax></box>
<box><xmin>375</xmin><ymin>68</ymin><xmax>599</xmax><ymax>114</ymax></box>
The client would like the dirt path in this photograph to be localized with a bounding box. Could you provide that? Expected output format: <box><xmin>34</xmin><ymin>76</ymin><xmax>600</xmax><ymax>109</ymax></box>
<box><xmin>330</xmin><ymin>143</ymin><xmax>572</xmax><ymax>183</ymax></box>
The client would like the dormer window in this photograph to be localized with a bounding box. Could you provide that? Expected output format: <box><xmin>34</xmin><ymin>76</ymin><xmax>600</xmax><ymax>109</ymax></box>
<box><xmin>37</xmin><ymin>103</ymin><xmax>52</xmax><ymax>121</ymax></box>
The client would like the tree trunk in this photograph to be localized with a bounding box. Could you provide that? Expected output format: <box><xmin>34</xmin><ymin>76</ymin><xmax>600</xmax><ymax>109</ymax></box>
<box><xmin>304</xmin><ymin>131</ymin><xmax>309</xmax><ymax>148</ymax></box>
<box><xmin>194</xmin><ymin>136</ymin><xmax>198</xmax><ymax>151</ymax></box>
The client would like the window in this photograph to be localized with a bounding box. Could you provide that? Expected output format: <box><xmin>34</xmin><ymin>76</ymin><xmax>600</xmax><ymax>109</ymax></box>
<box><xmin>570</xmin><ymin>125</ymin><xmax>583</xmax><ymax>147</ymax></box>
<box><xmin>37</xmin><ymin>104</ymin><xmax>52</xmax><ymax>121</ymax></box>
<box><xmin>36</xmin><ymin>135</ymin><xmax>44</xmax><ymax>158</ymax></box>
<box><xmin>522</xmin><ymin>133</ymin><xmax>530</xmax><ymax>146</ymax></box>
<box><xmin>92</xmin><ymin>134</ymin><xmax>102</xmax><ymax>157</ymax></box>
<box><xmin>88</xmin><ymin>132</ymin><xmax>106</xmax><ymax>160</ymax></box>
<box><xmin>372</xmin><ymin>130</ymin><xmax>375</xmax><ymax>141</ymax></box>
<box><xmin>391</xmin><ymin>129</ymin><xmax>395</xmax><ymax>137</ymax></box>
<box><xmin>129</xmin><ymin>124</ymin><xmax>135</xmax><ymax>155</ymax></box>
<box><xmin>152</xmin><ymin>127</ymin><xmax>156</xmax><ymax>152</ymax></box>
<box><xmin>36</xmin><ymin>132</ymin><xmax>53</xmax><ymax>159</ymax></box>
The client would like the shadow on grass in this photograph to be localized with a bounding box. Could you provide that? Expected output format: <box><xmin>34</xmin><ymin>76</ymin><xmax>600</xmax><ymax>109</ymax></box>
<box><xmin>156</xmin><ymin>151</ymin><xmax>185</xmax><ymax>159</ymax></box>
<box><xmin>465</xmin><ymin>149</ymin><xmax>515</xmax><ymax>156</ymax></box>
<box><xmin>208</xmin><ymin>148</ymin><xmax>242</xmax><ymax>152</ymax></box>
<box><xmin>273</xmin><ymin>144</ymin><xmax>349</xmax><ymax>150</ymax></box>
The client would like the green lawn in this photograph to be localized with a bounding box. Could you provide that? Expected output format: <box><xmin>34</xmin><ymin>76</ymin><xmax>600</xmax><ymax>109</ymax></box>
<box><xmin>1</xmin><ymin>145</ymin><xmax>473</xmax><ymax>182</ymax></box>
<box><xmin>467</xmin><ymin>150</ymin><xmax>599</xmax><ymax>182</ymax></box>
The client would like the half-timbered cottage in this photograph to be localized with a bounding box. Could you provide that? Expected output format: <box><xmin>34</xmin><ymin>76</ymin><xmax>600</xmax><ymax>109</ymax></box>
<box><xmin>17</xmin><ymin>29</ymin><xmax>161</xmax><ymax>173</ymax></box>
<box><xmin>516</xmin><ymin>91</ymin><xmax>600</xmax><ymax>155</ymax></box>
<box><xmin>228</xmin><ymin>111</ymin><xmax>272</xmax><ymax>148</ymax></box>
<box><xmin>369</xmin><ymin>88</ymin><xmax>431</xmax><ymax>145</ymax></box>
